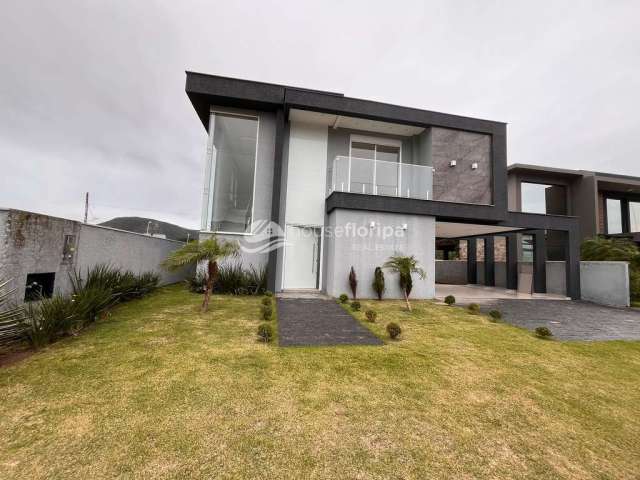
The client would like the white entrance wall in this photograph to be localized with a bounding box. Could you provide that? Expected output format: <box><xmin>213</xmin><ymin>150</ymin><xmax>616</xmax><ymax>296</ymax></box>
<box><xmin>284</xmin><ymin>121</ymin><xmax>328</xmax><ymax>226</ymax></box>
<box><xmin>324</xmin><ymin>210</ymin><xmax>436</xmax><ymax>299</ymax></box>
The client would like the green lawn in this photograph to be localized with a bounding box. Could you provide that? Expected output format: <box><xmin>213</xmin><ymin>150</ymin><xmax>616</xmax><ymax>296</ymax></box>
<box><xmin>1</xmin><ymin>286</ymin><xmax>640</xmax><ymax>479</ymax></box>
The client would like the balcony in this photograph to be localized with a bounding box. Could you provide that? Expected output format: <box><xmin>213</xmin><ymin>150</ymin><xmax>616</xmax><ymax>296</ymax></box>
<box><xmin>330</xmin><ymin>156</ymin><xmax>434</xmax><ymax>200</ymax></box>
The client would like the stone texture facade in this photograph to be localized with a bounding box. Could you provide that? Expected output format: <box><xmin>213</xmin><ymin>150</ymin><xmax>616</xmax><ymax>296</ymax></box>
<box><xmin>431</xmin><ymin>127</ymin><xmax>492</xmax><ymax>205</ymax></box>
<box><xmin>458</xmin><ymin>237</ymin><xmax>506</xmax><ymax>262</ymax></box>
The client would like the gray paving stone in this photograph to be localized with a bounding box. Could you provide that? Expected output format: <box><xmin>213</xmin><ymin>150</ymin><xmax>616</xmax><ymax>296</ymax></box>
<box><xmin>476</xmin><ymin>300</ymin><xmax>640</xmax><ymax>341</ymax></box>
<box><xmin>276</xmin><ymin>298</ymin><xmax>383</xmax><ymax>347</ymax></box>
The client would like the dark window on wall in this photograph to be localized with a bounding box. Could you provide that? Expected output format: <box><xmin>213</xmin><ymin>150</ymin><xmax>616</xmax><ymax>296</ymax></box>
<box><xmin>520</xmin><ymin>234</ymin><xmax>534</xmax><ymax>262</ymax></box>
<box><xmin>521</xmin><ymin>182</ymin><xmax>567</xmax><ymax>215</ymax></box>
<box><xmin>24</xmin><ymin>272</ymin><xmax>56</xmax><ymax>301</ymax></box>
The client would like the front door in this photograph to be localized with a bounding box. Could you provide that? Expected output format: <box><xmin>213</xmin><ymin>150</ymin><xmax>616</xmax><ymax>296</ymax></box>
<box><xmin>283</xmin><ymin>225</ymin><xmax>321</xmax><ymax>289</ymax></box>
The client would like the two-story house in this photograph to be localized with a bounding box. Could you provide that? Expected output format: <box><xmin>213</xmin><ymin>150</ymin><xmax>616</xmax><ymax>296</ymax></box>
<box><xmin>186</xmin><ymin>72</ymin><xmax>581</xmax><ymax>299</ymax></box>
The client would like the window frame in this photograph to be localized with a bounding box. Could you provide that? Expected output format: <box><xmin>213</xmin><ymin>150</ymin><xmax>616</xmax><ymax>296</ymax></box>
<box><xmin>348</xmin><ymin>134</ymin><xmax>403</xmax><ymax>196</ymax></box>
<box><xmin>203</xmin><ymin>110</ymin><xmax>261</xmax><ymax>236</ymax></box>
<box><xmin>519</xmin><ymin>181</ymin><xmax>568</xmax><ymax>215</ymax></box>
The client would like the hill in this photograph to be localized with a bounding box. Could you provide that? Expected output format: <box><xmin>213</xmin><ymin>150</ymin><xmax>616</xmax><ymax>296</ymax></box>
<box><xmin>99</xmin><ymin>217</ymin><xmax>197</xmax><ymax>242</ymax></box>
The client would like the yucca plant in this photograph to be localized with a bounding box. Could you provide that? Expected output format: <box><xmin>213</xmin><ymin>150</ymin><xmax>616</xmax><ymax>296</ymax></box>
<box><xmin>162</xmin><ymin>237</ymin><xmax>239</xmax><ymax>312</ymax></box>
<box><xmin>383</xmin><ymin>253</ymin><xmax>426</xmax><ymax>311</ymax></box>
<box><xmin>0</xmin><ymin>278</ymin><xmax>28</xmax><ymax>346</ymax></box>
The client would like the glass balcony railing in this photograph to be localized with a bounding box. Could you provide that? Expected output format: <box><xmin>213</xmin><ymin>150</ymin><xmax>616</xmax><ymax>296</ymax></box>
<box><xmin>330</xmin><ymin>155</ymin><xmax>434</xmax><ymax>200</ymax></box>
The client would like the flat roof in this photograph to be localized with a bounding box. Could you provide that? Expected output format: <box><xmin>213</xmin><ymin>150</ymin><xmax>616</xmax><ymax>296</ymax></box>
<box><xmin>185</xmin><ymin>71</ymin><xmax>507</xmax><ymax>135</ymax></box>
<box><xmin>508</xmin><ymin>163</ymin><xmax>640</xmax><ymax>183</ymax></box>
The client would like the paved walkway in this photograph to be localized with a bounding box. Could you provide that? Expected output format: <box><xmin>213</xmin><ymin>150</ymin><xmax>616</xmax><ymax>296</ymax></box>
<box><xmin>276</xmin><ymin>297</ymin><xmax>383</xmax><ymax>347</ymax></box>
<box><xmin>478</xmin><ymin>299</ymin><xmax>640</xmax><ymax>341</ymax></box>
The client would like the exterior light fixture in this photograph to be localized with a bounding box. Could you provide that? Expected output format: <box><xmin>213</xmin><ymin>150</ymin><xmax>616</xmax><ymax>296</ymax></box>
<box><xmin>449</xmin><ymin>160</ymin><xmax>457</xmax><ymax>167</ymax></box>
<box><xmin>471</xmin><ymin>163</ymin><xmax>478</xmax><ymax>170</ymax></box>
<box><xmin>369</xmin><ymin>221</ymin><xmax>376</xmax><ymax>228</ymax></box>
<box><xmin>402</xmin><ymin>223</ymin><xmax>408</xmax><ymax>230</ymax></box>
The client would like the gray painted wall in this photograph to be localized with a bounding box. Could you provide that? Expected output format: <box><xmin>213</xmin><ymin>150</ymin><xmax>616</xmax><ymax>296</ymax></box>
<box><xmin>435</xmin><ymin>260</ymin><xmax>467</xmax><ymax>284</ymax></box>
<box><xmin>430</xmin><ymin>127</ymin><xmax>492</xmax><ymax>204</ymax></box>
<box><xmin>580</xmin><ymin>261</ymin><xmax>630</xmax><ymax>307</ymax></box>
<box><xmin>324</xmin><ymin>209</ymin><xmax>435</xmax><ymax>299</ymax></box>
<box><xmin>0</xmin><ymin>209</ymin><xmax>192</xmax><ymax>304</ymax></box>
<box><xmin>545</xmin><ymin>261</ymin><xmax>567</xmax><ymax>296</ymax></box>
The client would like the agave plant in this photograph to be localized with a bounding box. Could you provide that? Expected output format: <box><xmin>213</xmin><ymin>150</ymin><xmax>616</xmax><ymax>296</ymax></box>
<box><xmin>383</xmin><ymin>254</ymin><xmax>426</xmax><ymax>311</ymax></box>
<box><xmin>0</xmin><ymin>278</ymin><xmax>28</xmax><ymax>346</ymax></box>
<box><xmin>162</xmin><ymin>237</ymin><xmax>239</xmax><ymax>312</ymax></box>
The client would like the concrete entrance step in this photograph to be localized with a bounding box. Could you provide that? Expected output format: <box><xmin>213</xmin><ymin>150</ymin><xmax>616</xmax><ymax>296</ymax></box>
<box><xmin>278</xmin><ymin>289</ymin><xmax>333</xmax><ymax>300</ymax></box>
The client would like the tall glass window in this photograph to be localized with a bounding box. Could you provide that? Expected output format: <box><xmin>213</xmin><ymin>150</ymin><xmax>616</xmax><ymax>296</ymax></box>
<box><xmin>207</xmin><ymin>112</ymin><xmax>258</xmax><ymax>233</ymax></box>
<box><xmin>606</xmin><ymin>198</ymin><xmax>623</xmax><ymax>234</ymax></box>
<box><xmin>520</xmin><ymin>234</ymin><xmax>534</xmax><ymax>262</ymax></box>
<box><xmin>630</xmin><ymin>202</ymin><xmax>640</xmax><ymax>233</ymax></box>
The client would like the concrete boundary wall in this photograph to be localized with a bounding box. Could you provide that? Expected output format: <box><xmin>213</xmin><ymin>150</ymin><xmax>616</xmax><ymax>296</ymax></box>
<box><xmin>0</xmin><ymin>209</ymin><xmax>193</xmax><ymax>304</ymax></box>
<box><xmin>580</xmin><ymin>261</ymin><xmax>629</xmax><ymax>307</ymax></box>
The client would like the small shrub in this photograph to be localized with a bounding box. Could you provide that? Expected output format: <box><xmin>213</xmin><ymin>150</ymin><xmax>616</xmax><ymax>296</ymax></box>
<box><xmin>372</xmin><ymin>267</ymin><xmax>385</xmax><ymax>300</ymax></box>
<box><xmin>264</xmin><ymin>291</ymin><xmax>274</xmax><ymax>297</ymax></box>
<box><xmin>467</xmin><ymin>303</ymin><xmax>480</xmax><ymax>314</ymax></box>
<box><xmin>444</xmin><ymin>295</ymin><xmax>456</xmax><ymax>306</ymax></box>
<box><xmin>488</xmin><ymin>310</ymin><xmax>502</xmax><ymax>321</ymax></box>
<box><xmin>257</xmin><ymin>323</ymin><xmax>274</xmax><ymax>343</ymax></box>
<box><xmin>261</xmin><ymin>304</ymin><xmax>273</xmax><ymax>321</ymax></box>
<box><xmin>350</xmin><ymin>301</ymin><xmax>361</xmax><ymax>311</ymax></box>
<box><xmin>535</xmin><ymin>326</ymin><xmax>552</xmax><ymax>338</ymax></box>
<box><xmin>338</xmin><ymin>294</ymin><xmax>349</xmax><ymax>304</ymax></box>
<box><xmin>186</xmin><ymin>273</ymin><xmax>206</xmax><ymax>293</ymax></box>
<box><xmin>261</xmin><ymin>297</ymin><xmax>272</xmax><ymax>306</ymax></box>
<box><xmin>365</xmin><ymin>310</ymin><xmax>377</xmax><ymax>322</ymax></box>
<box><xmin>386</xmin><ymin>322</ymin><xmax>401</xmax><ymax>339</ymax></box>
<box><xmin>348</xmin><ymin>266</ymin><xmax>358</xmax><ymax>300</ymax></box>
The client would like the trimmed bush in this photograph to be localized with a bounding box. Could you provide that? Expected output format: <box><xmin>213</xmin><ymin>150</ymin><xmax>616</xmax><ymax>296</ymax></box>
<box><xmin>365</xmin><ymin>310</ymin><xmax>377</xmax><ymax>323</ymax></box>
<box><xmin>257</xmin><ymin>323</ymin><xmax>274</xmax><ymax>343</ymax></box>
<box><xmin>349</xmin><ymin>266</ymin><xmax>358</xmax><ymax>299</ymax></box>
<box><xmin>372</xmin><ymin>267</ymin><xmax>385</xmax><ymax>300</ymax></box>
<box><xmin>467</xmin><ymin>303</ymin><xmax>480</xmax><ymax>314</ymax></box>
<box><xmin>261</xmin><ymin>297</ymin><xmax>272</xmax><ymax>306</ymax></box>
<box><xmin>264</xmin><ymin>291</ymin><xmax>274</xmax><ymax>297</ymax></box>
<box><xmin>186</xmin><ymin>273</ymin><xmax>206</xmax><ymax>293</ymax></box>
<box><xmin>444</xmin><ymin>295</ymin><xmax>456</xmax><ymax>306</ymax></box>
<box><xmin>488</xmin><ymin>310</ymin><xmax>502</xmax><ymax>321</ymax></box>
<box><xmin>386</xmin><ymin>322</ymin><xmax>401</xmax><ymax>339</ymax></box>
<box><xmin>261</xmin><ymin>304</ymin><xmax>273</xmax><ymax>321</ymax></box>
<box><xmin>338</xmin><ymin>294</ymin><xmax>349</xmax><ymax>304</ymax></box>
<box><xmin>535</xmin><ymin>326</ymin><xmax>553</xmax><ymax>338</ymax></box>
<box><xmin>350</xmin><ymin>301</ymin><xmax>361</xmax><ymax>312</ymax></box>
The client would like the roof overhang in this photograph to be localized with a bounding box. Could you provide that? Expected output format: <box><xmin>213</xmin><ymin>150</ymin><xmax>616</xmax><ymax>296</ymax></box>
<box><xmin>185</xmin><ymin>71</ymin><xmax>506</xmax><ymax>135</ymax></box>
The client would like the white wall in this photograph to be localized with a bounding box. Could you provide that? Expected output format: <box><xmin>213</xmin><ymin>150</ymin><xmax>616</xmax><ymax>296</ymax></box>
<box><xmin>580</xmin><ymin>261</ymin><xmax>630</xmax><ymax>307</ymax></box>
<box><xmin>324</xmin><ymin>210</ymin><xmax>436</xmax><ymax>299</ymax></box>
<box><xmin>284</xmin><ymin>121</ymin><xmax>328</xmax><ymax>226</ymax></box>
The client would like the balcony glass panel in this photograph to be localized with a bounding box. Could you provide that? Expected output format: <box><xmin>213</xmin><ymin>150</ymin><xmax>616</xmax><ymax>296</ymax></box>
<box><xmin>331</xmin><ymin>156</ymin><xmax>432</xmax><ymax>200</ymax></box>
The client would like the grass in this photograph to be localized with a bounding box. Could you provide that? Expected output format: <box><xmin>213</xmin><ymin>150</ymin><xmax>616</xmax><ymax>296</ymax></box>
<box><xmin>1</xmin><ymin>286</ymin><xmax>639</xmax><ymax>479</ymax></box>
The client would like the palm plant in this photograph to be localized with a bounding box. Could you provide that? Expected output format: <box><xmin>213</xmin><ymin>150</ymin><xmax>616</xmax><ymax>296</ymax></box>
<box><xmin>162</xmin><ymin>237</ymin><xmax>239</xmax><ymax>312</ymax></box>
<box><xmin>383</xmin><ymin>254</ymin><xmax>426</xmax><ymax>311</ymax></box>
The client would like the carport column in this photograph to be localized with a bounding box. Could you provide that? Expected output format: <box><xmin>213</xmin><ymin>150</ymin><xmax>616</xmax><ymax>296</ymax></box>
<box><xmin>506</xmin><ymin>234</ymin><xmax>518</xmax><ymax>290</ymax></box>
<box><xmin>565</xmin><ymin>228</ymin><xmax>581</xmax><ymax>300</ymax></box>
<box><xmin>484</xmin><ymin>236</ymin><xmax>495</xmax><ymax>287</ymax></box>
<box><xmin>533</xmin><ymin>230</ymin><xmax>547</xmax><ymax>294</ymax></box>
<box><xmin>466</xmin><ymin>238</ymin><xmax>477</xmax><ymax>285</ymax></box>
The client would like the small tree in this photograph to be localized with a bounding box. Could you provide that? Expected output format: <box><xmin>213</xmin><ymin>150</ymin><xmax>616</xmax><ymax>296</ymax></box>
<box><xmin>372</xmin><ymin>266</ymin><xmax>385</xmax><ymax>300</ymax></box>
<box><xmin>162</xmin><ymin>237</ymin><xmax>239</xmax><ymax>312</ymax></box>
<box><xmin>348</xmin><ymin>266</ymin><xmax>358</xmax><ymax>300</ymax></box>
<box><xmin>383</xmin><ymin>254</ymin><xmax>426</xmax><ymax>311</ymax></box>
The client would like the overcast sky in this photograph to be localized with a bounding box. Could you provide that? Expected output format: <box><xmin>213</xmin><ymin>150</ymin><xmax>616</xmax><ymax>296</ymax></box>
<box><xmin>1</xmin><ymin>1</ymin><xmax>639</xmax><ymax>229</ymax></box>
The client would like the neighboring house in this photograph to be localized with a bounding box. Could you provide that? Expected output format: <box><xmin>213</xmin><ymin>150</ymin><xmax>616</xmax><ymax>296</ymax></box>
<box><xmin>507</xmin><ymin>164</ymin><xmax>640</xmax><ymax>245</ymax></box>
<box><xmin>0</xmin><ymin>209</ymin><xmax>191</xmax><ymax>303</ymax></box>
<box><xmin>186</xmin><ymin>72</ymin><xmax>581</xmax><ymax>299</ymax></box>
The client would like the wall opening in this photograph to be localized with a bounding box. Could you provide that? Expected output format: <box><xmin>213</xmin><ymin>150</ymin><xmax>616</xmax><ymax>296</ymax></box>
<box><xmin>24</xmin><ymin>272</ymin><xmax>56</xmax><ymax>301</ymax></box>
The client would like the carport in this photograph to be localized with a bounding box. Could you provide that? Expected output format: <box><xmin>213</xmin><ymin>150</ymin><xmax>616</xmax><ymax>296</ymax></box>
<box><xmin>435</xmin><ymin>215</ymin><xmax>579</xmax><ymax>299</ymax></box>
